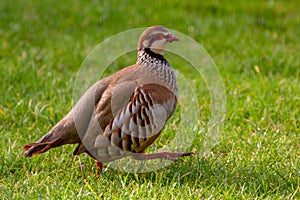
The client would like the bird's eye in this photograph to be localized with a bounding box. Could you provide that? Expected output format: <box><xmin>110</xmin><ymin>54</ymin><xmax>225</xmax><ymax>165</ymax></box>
<box><xmin>152</xmin><ymin>33</ymin><xmax>164</xmax><ymax>40</ymax></box>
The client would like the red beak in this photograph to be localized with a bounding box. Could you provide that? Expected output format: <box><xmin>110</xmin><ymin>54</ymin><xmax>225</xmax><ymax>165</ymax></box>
<box><xmin>166</xmin><ymin>34</ymin><xmax>179</xmax><ymax>42</ymax></box>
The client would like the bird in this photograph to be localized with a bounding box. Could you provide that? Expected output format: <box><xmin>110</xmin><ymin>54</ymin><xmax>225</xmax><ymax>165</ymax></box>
<box><xmin>23</xmin><ymin>26</ymin><xmax>192</xmax><ymax>172</ymax></box>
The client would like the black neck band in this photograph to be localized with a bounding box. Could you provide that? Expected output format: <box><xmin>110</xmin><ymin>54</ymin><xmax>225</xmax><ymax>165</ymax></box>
<box><xmin>144</xmin><ymin>48</ymin><xmax>166</xmax><ymax>62</ymax></box>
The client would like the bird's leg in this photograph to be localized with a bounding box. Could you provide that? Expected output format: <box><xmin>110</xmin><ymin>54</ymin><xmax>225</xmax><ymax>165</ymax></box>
<box><xmin>132</xmin><ymin>152</ymin><xmax>193</xmax><ymax>162</ymax></box>
<box><xmin>95</xmin><ymin>160</ymin><xmax>103</xmax><ymax>176</ymax></box>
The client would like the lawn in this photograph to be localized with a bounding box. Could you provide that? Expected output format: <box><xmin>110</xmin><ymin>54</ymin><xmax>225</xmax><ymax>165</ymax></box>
<box><xmin>0</xmin><ymin>0</ymin><xmax>299</xmax><ymax>199</ymax></box>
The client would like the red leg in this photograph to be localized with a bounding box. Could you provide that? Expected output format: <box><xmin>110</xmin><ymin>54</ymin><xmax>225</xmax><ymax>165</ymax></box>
<box><xmin>132</xmin><ymin>152</ymin><xmax>193</xmax><ymax>162</ymax></box>
<box><xmin>95</xmin><ymin>160</ymin><xmax>103</xmax><ymax>176</ymax></box>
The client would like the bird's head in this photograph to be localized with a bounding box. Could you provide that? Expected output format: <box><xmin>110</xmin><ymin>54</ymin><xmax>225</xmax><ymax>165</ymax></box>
<box><xmin>138</xmin><ymin>26</ymin><xmax>179</xmax><ymax>56</ymax></box>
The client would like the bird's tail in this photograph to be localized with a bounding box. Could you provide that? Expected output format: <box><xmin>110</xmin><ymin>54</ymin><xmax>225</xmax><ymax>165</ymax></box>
<box><xmin>23</xmin><ymin>117</ymin><xmax>79</xmax><ymax>157</ymax></box>
<box><xmin>23</xmin><ymin>80</ymin><xmax>108</xmax><ymax>157</ymax></box>
<box><xmin>23</xmin><ymin>134</ymin><xmax>64</xmax><ymax>157</ymax></box>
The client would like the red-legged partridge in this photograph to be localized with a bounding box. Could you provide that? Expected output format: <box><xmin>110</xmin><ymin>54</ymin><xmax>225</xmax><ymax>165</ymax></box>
<box><xmin>23</xmin><ymin>26</ymin><xmax>192</xmax><ymax>172</ymax></box>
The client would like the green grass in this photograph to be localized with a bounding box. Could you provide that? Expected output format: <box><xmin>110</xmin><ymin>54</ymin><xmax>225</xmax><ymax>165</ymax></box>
<box><xmin>1</xmin><ymin>0</ymin><xmax>299</xmax><ymax>199</ymax></box>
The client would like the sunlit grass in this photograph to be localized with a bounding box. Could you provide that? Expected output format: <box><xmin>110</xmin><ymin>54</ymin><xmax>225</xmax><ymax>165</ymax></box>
<box><xmin>1</xmin><ymin>0</ymin><xmax>299</xmax><ymax>199</ymax></box>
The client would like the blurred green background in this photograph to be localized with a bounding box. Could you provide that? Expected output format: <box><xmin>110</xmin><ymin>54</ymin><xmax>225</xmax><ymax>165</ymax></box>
<box><xmin>0</xmin><ymin>0</ymin><xmax>299</xmax><ymax>199</ymax></box>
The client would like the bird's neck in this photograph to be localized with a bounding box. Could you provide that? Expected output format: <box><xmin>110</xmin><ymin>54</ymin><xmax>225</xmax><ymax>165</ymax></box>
<box><xmin>137</xmin><ymin>48</ymin><xmax>168</xmax><ymax>66</ymax></box>
<box><xmin>137</xmin><ymin>48</ymin><xmax>178</xmax><ymax>96</ymax></box>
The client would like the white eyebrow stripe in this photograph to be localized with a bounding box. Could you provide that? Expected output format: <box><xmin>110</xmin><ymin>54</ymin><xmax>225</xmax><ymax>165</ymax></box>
<box><xmin>151</xmin><ymin>31</ymin><xmax>169</xmax><ymax>36</ymax></box>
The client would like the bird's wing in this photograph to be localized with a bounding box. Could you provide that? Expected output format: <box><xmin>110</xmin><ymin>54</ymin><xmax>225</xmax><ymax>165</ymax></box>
<box><xmin>93</xmin><ymin>83</ymin><xmax>177</xmax><ymax>163</ymax></box>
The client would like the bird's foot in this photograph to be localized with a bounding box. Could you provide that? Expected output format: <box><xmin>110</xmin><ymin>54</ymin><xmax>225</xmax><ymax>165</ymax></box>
<box><xmin>95</xmin><ymin>160</ymin><xmax>103</xmax><ymax>176</ymax></box>
<box><xmin>133</xmin><ymin>151</ymin><xmax>193</xmax><ymax>162</ymax></box>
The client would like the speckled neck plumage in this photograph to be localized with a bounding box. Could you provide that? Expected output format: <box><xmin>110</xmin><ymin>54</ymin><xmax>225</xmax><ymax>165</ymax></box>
<box><xmin>137</xmin><ymin>48</ymin><xmax>178</xmax><ymax>96</ymax></box>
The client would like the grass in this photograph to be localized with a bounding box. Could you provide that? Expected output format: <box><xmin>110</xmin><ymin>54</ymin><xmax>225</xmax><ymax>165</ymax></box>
<box><xmin>1</xmin><ymin>0</ymin><xmax>299</xmax><ymax>199</ymax></box>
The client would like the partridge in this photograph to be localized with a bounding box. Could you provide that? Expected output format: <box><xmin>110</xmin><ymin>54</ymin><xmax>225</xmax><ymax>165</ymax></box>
<box><xmin>23</xmin><ymin>26</ymin><xmax>192</xmax><ymax>172</ymax></box>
